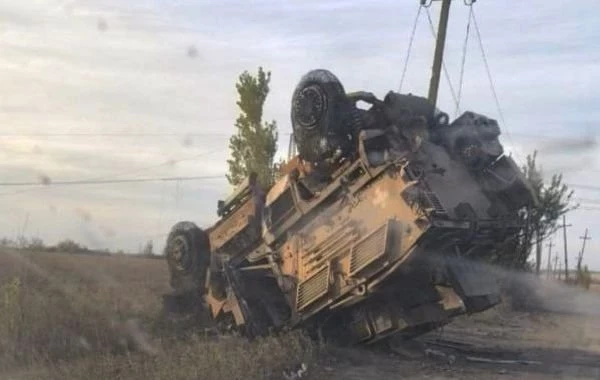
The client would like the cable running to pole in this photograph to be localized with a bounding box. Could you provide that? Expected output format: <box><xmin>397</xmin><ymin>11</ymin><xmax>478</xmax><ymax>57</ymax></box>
<box><xmin>471</xmin><ymin>8</ymin><xmax>504</xmax><ymax>125</ymax></box>
<box><xmin>471</xmin><ymin>7</ymin><xmax>520</xmax><ymax>163</ymax></box>
<box><xmin>0</xmin><ymin>132</ymin><xmax>294</xmax><ymax>138</ymax></box>
<box><xmin>0</xmin><ymin>149</ymin><xmax>222</xmax><ymax>197</ymax></box>
<box><xmin>0</xmin><ymin>175</ymin><xmax>224</xmax><ymax>187</ymax></box>
<box><xmin>455</xmin><ymin>4</ymin><xmax>473</xmax><ymax>117</ymax></box>
<box><xmin>399</xmin><ymin>4</ymin><xmax>423</xmax><ymax>92</ymax></box>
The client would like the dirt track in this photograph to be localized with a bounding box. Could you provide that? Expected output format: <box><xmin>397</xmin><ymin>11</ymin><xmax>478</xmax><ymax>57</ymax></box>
<box><xmin>317</xmin><ymin>307</ymin><xmax>600</xmax><ymax>379</ymax></box>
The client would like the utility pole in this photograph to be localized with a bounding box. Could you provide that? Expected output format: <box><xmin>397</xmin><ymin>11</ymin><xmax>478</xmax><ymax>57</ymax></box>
<box><xmin>546</xmin><ymin>240</ymin><xmax>554</xmax><ymax>279</ymax></box>
<box><xmin>553</xmin><ymin>253</ymin><xmax>559</xmax><ymax>279</ymax></box>
<box><xmin>561</xmin><ymin>215</ymin><xmax>572</xmax><ymax>281</ymax></box>
<box><xmin>577</xmin><ymin>228</ymin><xmax>591</xmax><ymax>272</ymax></box>
<box><xmin>427</xmin><ymin>0</ymin><xmax>452</xmax><ymax>109</ymax></box>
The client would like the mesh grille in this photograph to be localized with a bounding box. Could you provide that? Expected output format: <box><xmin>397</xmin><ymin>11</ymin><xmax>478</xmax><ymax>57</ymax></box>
<box><xmin>349</xmin><ymin>223</ymin><xmax>389</xmax><ymax>275</ymax></box>
<box><xmin>296</xmin><ymin>265</ymin><xmax>330</xmax><ymax>311</ymax></box>
<box><xmin>424</xmin><ymin>191</ymin><xmax>446</xmax><ymax>214</ymax></box>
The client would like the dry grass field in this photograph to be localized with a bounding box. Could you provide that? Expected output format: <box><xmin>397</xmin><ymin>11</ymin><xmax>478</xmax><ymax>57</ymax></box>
<box><xmin>0</xmin><ymin>249</ymin><xmax>318</xmax><ymax>380</ymax></box>
<box><xmin>3</xmin><ymin>249</ymin><xmax>600</xmax><ymax>380</ymax></box>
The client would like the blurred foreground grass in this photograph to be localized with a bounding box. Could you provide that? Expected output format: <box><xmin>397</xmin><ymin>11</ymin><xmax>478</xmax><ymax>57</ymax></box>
<box><xmin>0</xmin><ymin>250</ymin><xmax>318</xmax><ymax>379</ymax></box>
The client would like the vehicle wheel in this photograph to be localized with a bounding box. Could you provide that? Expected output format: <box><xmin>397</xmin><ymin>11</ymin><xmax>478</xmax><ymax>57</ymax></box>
<box><xmin>291</xmin><ymin>69</ymin><xmax>358</xmax><ymax>163</ymax></box>
<box><xmin>165</xmin><ymin>221</ymin><xmax>210</xmax><ymax>294</ymax></box>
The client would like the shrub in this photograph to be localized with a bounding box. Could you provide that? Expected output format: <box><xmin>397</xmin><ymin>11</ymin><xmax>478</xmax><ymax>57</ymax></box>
<box><xmin>0</xmin><ymin>277</ymin><xmax>22</xmax><ymax>365</ymax></box>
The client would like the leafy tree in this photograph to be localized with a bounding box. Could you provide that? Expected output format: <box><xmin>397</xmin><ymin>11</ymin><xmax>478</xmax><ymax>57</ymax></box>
<box><xmin>226</xmin><ymin>67</ymin><xmax>279</xmax><ymax>188</ymax></box>
<box><xmin>496</xmin><ymin>151</ymin><xmax>576</xmax><ymax>271</ymax></box>
<box><xmin>525</xmin><ymin>151</ymin><xmax>577</xmax><ymax>274</ymax></box>
<box><xmin>55</xmin><ymin>239</ymin><xmax>88</xmax><ymax>253</ymax></box>
<box><xmin>0</xmin><ymin>238</ymin><xmax>15</xmax><ymax>248</ymax></box>
<box><xmin>27</xmin><ymin>237</ymin><xmax>45</xmax><ymax>251</ymax></box>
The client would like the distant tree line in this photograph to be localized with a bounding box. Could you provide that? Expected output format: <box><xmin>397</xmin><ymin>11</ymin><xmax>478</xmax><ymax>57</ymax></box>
<box><xmin>0</xmin><ymin>236</ymin><xmax>160</xmax><ymax>258</ymax></box>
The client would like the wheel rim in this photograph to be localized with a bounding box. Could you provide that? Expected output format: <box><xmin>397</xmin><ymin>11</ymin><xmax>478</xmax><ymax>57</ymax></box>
<box><xmin>293</xmin><ymin>84</ymin><xmax>326</xmax><ymax>130</ymax></box>
<box><xmin>170</xmin><ymin>235</ymin><xmax>192</xmax><ymax>272</ymax></box>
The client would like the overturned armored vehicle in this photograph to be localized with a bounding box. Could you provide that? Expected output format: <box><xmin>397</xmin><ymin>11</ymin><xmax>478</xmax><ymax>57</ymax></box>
<box><xmin>164</xmin><ymin>69</ymin><xmax>535</xmax><ymax>344</ymax></box>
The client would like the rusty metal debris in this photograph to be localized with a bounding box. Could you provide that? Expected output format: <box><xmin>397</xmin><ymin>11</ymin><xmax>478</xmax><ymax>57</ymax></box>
<box><xmin>465</xmin><ymin>356</ymin><xmax>542</xmax><ymax>366</ymax></box>
<box><xmin>425</xmin><ymin>348</ymin><xmax>457</xmax><ymax>365</ymax></box>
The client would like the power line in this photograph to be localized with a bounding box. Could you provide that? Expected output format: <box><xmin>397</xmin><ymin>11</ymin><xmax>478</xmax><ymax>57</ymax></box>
<box><xmin>569</xmin><ymin>184</ymin><xmax>600</xmax><ymax>192</ymax></box>
<box><xmin>471</xmin><ymin>6</ymin><xmax>521</xmax><ymax>164</ymax></box>
<box><xmin>0</xmin><ymin>175</ymin><xmax>224</xmax><ymax>187</ymax></box>
<box><xmin>455</xmin><ymin>3</ymin><xmax>473</xmax><ymax>118</ymax></box>
<box><xmin>0</xmin><ymin>149</ymin><xmax>223</xmax><ymax>197</ymax></box>
<box><xmin>0</xmin><ymin>130</ymin><xmax>587</xmax><ymax>142</ymax></box>
<box><xmin>579</xmin><ymin>207</ymin><xmax>600</xmax><ymax>212</ymax></box>
<box><xmin>0</xmin><ymin>133</ymin><xmax>225</xmax><ymax>137</ymax></box>
<box><xmin>576</xmin><ymin>197</ymin><xmax>600</xmax><ymax>205</ymax></box>
<box><xmin>399</xmin><ymin>3</ymin><xmax>423</xmax><ymax>92</ymax></box>
<box><xmin>0</xmin><ymin>132</ymin><xmax>294</xmax><ymax>138</ymax></box>
<box><xmin>509</xmin><ymin>132</ymin><xmax>597</xmax><ymax>141</ymax></box>
<box><xmin>60</xmin><ymin>149</ymin><xmax>223</xmax><ymax>184</ymax></box>
<box><xmin>471</xmin><ymin>8</ymin><xmax>504</xmax><ymax>125</ymax></box>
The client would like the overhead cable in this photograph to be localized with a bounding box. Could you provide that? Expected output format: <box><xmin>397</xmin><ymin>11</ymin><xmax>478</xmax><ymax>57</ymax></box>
<box><xmin>399</xmin><ymin>4</ymin><xmax>424</xmax><ymax>92</ymax></box>
<box><xmin>0</xmin><ymin>175</ymin><xmax>224</xmax><ymax>187</ymax></box>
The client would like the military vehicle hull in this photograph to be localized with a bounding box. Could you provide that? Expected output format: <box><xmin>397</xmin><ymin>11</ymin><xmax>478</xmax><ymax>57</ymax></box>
<box><xmin>163</xmin><ymin>69</ymin><xmax>535</xmax><ymax>344</ymax></box>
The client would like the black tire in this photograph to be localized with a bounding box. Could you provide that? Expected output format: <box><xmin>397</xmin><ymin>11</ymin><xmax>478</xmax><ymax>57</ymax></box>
<box><xmin>291</xmin><ymin>69</ymin><xmax>357</xmax><ymax>163</ymax></box>
<box><xmin>164</xmin><ymin>221</ymin><xmax>210</xmax><ymax>294</ymax></box>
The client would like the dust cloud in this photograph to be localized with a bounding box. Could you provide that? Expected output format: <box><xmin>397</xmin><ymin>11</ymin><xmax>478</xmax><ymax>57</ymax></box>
<box><xmin>506</xmin><ymin>269</ymin><xmax>600</xmax><ymax>317</ymax></box>
<box><xmin>442</xmin><ymin>254</ymin><xmax>600</xmax><ymax>318</ymax></box>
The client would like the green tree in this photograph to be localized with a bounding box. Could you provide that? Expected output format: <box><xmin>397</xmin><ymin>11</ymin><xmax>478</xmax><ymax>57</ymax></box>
<box><xmin>497</xmin><ymin>151</ymin><xmax>576</xmax><ymax>270</ymax></box>
<box><xmin>55</xmin><ymin>239</ymin><xmax>88</xmax><ymax>253</ymax></box>
<box><xmin>226</xmin><ymin>67</ymin><xmax>279</xmax><ymax>188</ymax></box>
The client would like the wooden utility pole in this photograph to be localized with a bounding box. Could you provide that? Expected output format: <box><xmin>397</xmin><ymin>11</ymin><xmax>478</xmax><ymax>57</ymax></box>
<box><xmin>546</xmin><ymin>240</ymin><xmax>554</xmax><ymax>279</ymax></box>
<box><xmin>561</xmin><ymin>215</ymin><xmax>572</xmax><ymax>281</ymax></box>
<box><xmin>577</xmin><ymin>228</ymin><xmax>591</xmax><ymax>272</ymax></box>
<box><xmin>427</xmin><ymin>0</ymin><xmax>452</xmax><ymax>109</ymax></box>
<box><xmin>553</xmin><ymin>253</ymin><xmax>560</xmax><ymax>279</ymax></box>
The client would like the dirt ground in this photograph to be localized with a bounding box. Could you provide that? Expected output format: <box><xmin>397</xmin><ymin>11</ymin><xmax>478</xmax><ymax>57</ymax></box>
<box><xmin>317</xmin><ymin>281</ymin><xmax>600</xmax><ymax>380</ymax></box>
<box><xmin>317</xmin><ymin>309</ymin><xmax>600</xmax><ymax>380</ymax></box>
<box><xmin>2</xmin><ymin>250</ymin><xmax>600</xmax><ymax>380</ymax></box>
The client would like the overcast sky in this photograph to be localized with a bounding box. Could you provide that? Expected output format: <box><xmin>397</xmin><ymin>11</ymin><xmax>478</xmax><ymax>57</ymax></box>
<box><xmin>1</xmin><ymin>0</ymin><xmax>599</xmax><ymax>269</ymax></box>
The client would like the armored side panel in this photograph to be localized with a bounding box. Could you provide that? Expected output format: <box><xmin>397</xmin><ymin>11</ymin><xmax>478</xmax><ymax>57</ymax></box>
<box><xmin>255</xmin><ymin>83</ymin><xmax>533</xmax><ymax>343</ymax></box>
<box><xmin>217</xmin><ymin>177</ymin><xmax>250</xmax><ymax>217</ymax></box>
<box><xmin>164</xmin><ymin>69</ymin><xmax>536</xmax><ymax>346</ymax></box>
<box><xmin>209</xmin><ymin>178</ymin><xmax>262</xmax><ymax>257</ymax></box>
